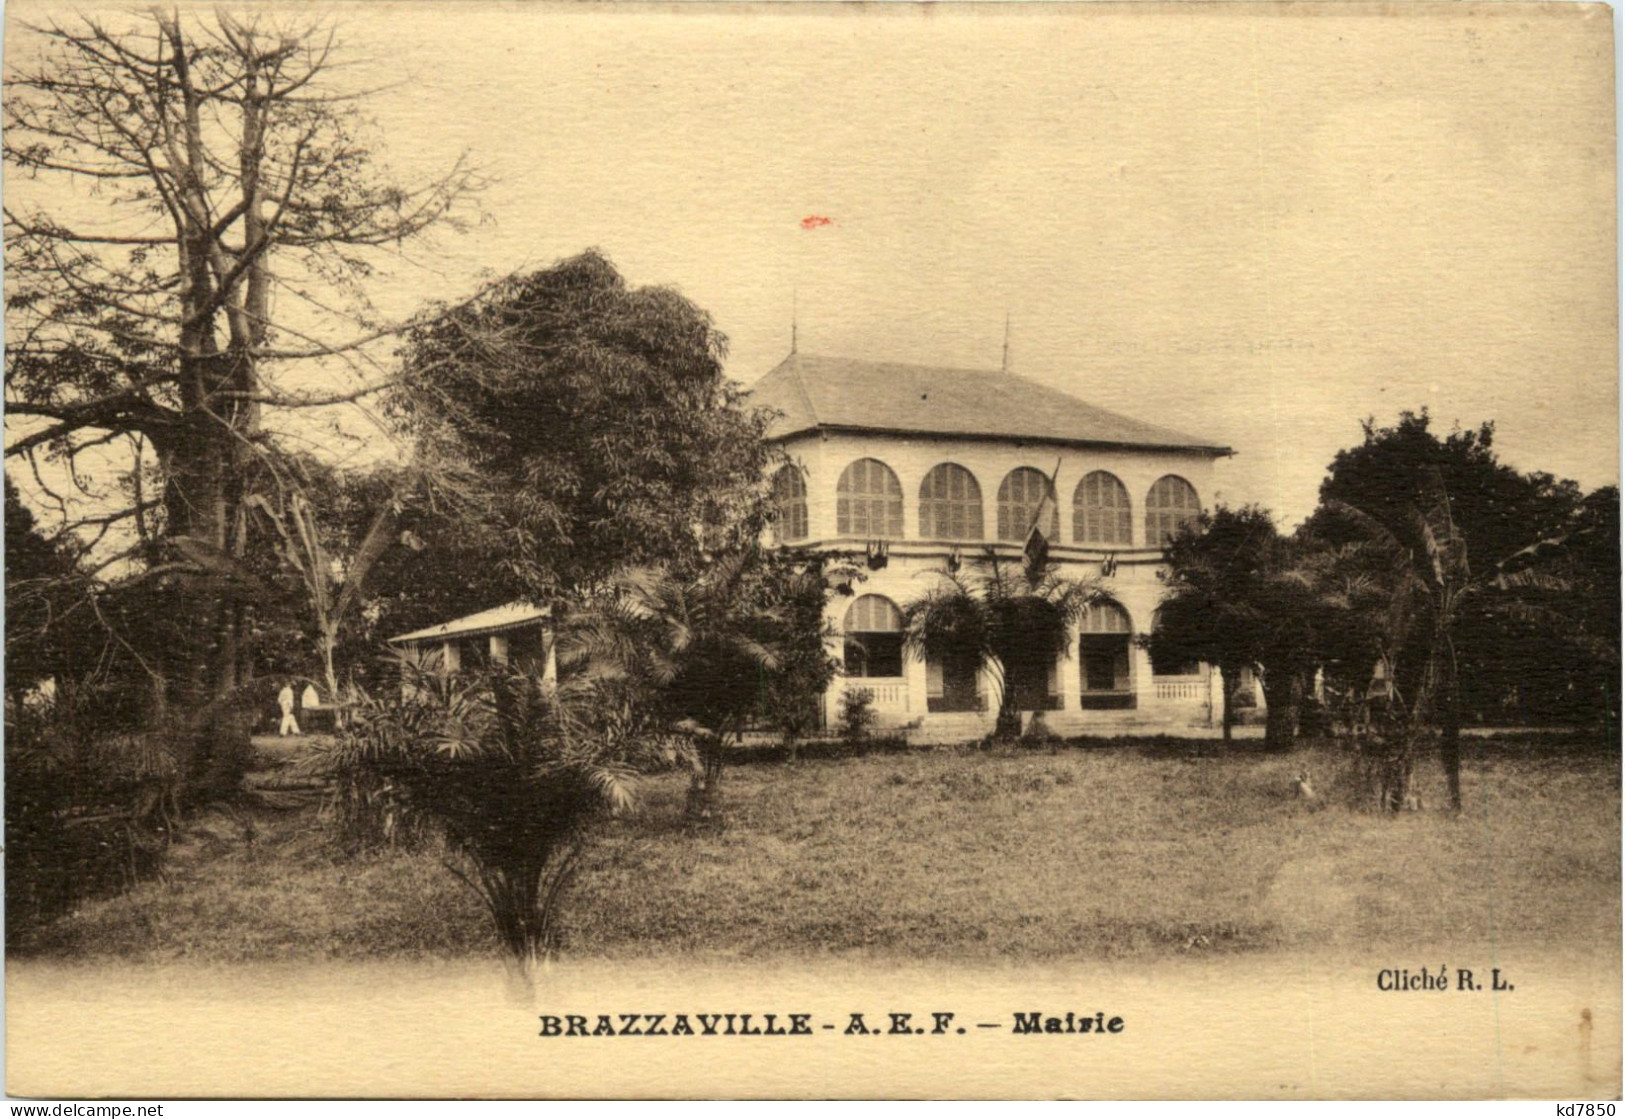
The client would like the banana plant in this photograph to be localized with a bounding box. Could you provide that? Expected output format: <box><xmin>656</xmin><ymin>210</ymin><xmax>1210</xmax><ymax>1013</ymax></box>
<box><xmin>1324</xmin><ymin>467</ymin><xmax>1577</xmax><ymax>811</ymax></box>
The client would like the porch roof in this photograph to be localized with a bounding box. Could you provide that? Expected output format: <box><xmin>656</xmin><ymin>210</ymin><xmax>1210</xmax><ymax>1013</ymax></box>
<box><xmin>388</xmin><ymin>602</ymin><xmax>550</xmax><ymax>645</ymax></box>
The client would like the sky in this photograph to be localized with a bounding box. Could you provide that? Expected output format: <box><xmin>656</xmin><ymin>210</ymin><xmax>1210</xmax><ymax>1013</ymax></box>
<box><xmin>8</xmin><ymin>1</ymin><xmax>1620</xmax><ymax>527</ymax></box>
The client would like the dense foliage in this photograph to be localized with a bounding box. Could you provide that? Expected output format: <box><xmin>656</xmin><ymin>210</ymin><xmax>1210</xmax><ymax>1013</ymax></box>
<box><xmin>1151</xmin><ymin>410</ymin><xmax>1618</xmax><ymax>809</ymax></box>
<box><xmin>569</xmin><ymin>549</ymin><xmax>849</xmax><ymax>820</ymax></box>
<box><xmin>5</xmin><ymin>476</ymin><xmax>80</xmax><ymax>703</ymax></box>
<box><xmin>1311</xmin><ymin>410</ymin><xmax>1617</xmax><ymax>729</ymax></box>
<box><xmin>1147</xmin><ymin>506</ymin><xmax>1313</xmax><ymax>747</ymax></box>
<box><xmin>390</xmin><ymin>251</ymin><xmax>780</xmax><ymax>601</ymax></box>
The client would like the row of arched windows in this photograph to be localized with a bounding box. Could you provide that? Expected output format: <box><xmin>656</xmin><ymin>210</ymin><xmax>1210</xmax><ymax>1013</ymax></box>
<box><xmin>773</xmin><ymin>460</ymin><xmax>1200</xmax><ymax>546</ymax></box>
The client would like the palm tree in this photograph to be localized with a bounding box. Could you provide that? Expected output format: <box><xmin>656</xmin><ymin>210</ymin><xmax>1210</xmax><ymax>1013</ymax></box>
<box><xmin>568</xmin><ymin>552</ymin><xmax>789</xmax><ymax>824</ymax></box>
<box><xmin>901</xmin><ymin>549</ymin><xmax>1099</xmax><ymax>740</ymax></box>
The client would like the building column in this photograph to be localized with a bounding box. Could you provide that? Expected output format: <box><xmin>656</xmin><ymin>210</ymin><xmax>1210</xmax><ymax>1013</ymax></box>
<box><xmin>489</xmin><ymin>633</ymin><xmax>510</xmax><ymax>666</ymax></box>
<box><xmin>541</xmin><ymin>630</ymin><xmax>559</xmax><ymax>694</ymax></box>
<box><xmin>978</xmin><ymin>660</ymin><xmax>1004</xmax><ymax>731</ymax></box>
<box><xmin>1131</xmin><ymin>643</ymin><xmax>1155</xmax><ymax>710</ymax></box>
<box><xmin>822</xmin><ymin>603</ymin><xmax>846</xmax><ymax>729</ymax></box>
<box><xmin>904</xmin><ymin>647</ymin><xmax>929</xmax><ymax>718</ymax></box>
<box><xmin>441</xmin><ymin>639</ymin><xmax>460</xmax><ymax>673</ymax></box>
<box><xmin>1059</xmin><ymin>622</ymin><xmax>1082</xmax><ymax>712</ymax></box>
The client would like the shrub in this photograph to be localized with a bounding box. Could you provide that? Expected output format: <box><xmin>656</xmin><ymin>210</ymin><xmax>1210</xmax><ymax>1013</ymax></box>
<box><xmin>1297</xmin><ymin>695</ymin><xmax>1333</xmax><ymax>738</ymax></box>
<box><xmin>837</xmin><ymin>688</ymin><xmax>878</xmax><ymax>743</ymax></box>
<box><xmin>319</xmin><ymin>649</ymin><xmax>672</xmax><ymax>979</ymax></box>
<box><xmin>4</xmin><ymin>689</ymin><xmax>177</xmax><ymax>944</ymax></box>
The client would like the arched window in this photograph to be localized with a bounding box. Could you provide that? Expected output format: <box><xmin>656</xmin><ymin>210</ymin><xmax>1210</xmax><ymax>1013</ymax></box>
<box><xmin>1145</xmin><ymin>475</ymin><xmax>1200</xmax><ymax>545</ymax></box>
<box><xmin>843</xmin><ymin>594</ymin><xmax>904</xmax><ymax>678</ymax></box>
<box><xmin>770</xmin><ymin>465</ymin><xmax>808</xmax><ymax>543</ymax></box>
<box><xmin>1081</xmin><ymin>600</ymin><xmax>1133</xmax><ymax>635</ymax></box>
<box><xmin>996</xmin><ymin>467</ymin><xmax>1059</xmax><ymax>542</ymax></box>
<box><xmin>1080</xmin><ymin>600</ymin><xmax>1134</xmax><ymax>706</ymax></box>
<box><xmin>837</xmin><ymin>458</ymin><xmax>903</xmax><ymax>538</ymax></box>
<box><xmin>918</xmin><ymin>463</ymin><xmax>983</xmax><ymax>540</ymax></box>
<box><xmin>1073</xmin><ymin>471</ymin><xmax>1132</xmax><ymax>545</ymax></box>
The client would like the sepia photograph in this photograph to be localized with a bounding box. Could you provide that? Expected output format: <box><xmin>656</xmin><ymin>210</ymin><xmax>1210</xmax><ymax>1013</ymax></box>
<box><xmin>2</xmin><ymin>0</ymin><xmax>1620</xmax><ymax>1101</ymax></box>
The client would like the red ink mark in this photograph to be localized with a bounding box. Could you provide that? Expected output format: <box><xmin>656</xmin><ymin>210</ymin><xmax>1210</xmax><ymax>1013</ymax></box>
<box><xmin>800</xmin><ymin>215</ymin><xmax>834</xmax><ymax>230</ymax></box>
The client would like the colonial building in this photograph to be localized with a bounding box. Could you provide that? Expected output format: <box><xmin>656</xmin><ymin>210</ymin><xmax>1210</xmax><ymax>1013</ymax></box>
<box><xmin>391</xmin><ymin>351</ymin><xmax>1249</xmax><ymax>741</ymax></box>
<box><xmin>747</xmin><ymin>352</ymin><xmax>1238</xmax><ymax>740</ymax></box>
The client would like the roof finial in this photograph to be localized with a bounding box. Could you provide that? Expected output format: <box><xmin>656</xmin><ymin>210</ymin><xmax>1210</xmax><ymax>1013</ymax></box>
<box><xmin>791</xmin><ymin>289</ymin><xmax>799</xmax><ymax>355</ymax></box>
<box><xmin>1001</xmin><ymin>311</ymin><xmax>1011</xmax><ymax>373</ymax></box>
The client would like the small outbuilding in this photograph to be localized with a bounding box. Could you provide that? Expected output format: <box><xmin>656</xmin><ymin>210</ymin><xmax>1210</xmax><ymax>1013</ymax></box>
<box><xmin>388</xmin><ymin>602</ymin><xmax>555</xmax><ymax>683</ymax></box>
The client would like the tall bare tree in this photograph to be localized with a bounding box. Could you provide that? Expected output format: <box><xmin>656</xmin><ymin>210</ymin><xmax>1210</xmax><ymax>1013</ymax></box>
<box><xmin>4</xmin><ymin>11</ymin><xmax>479</xmax><ymax>731</ymax></box>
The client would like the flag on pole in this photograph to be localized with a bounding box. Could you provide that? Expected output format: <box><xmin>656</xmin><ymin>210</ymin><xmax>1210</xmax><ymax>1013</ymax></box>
<box><xmin>1023</xmin><ymin>458</ymin><xmax>1062</xmax><ymax>576</ymax></box>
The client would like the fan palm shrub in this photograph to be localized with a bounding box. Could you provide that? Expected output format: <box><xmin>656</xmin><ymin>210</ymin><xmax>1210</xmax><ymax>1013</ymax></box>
<box><xmin>322</xmin><ymin>647</ymin><xmax>670</xmax><ymax>983</ymax></box>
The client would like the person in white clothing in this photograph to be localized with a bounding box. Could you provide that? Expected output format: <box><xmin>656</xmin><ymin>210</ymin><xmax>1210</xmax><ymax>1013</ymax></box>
<box><xmin>278</xmin><ymin>682</ymin><xmax>301</xmax><ymax>737</ymax></box>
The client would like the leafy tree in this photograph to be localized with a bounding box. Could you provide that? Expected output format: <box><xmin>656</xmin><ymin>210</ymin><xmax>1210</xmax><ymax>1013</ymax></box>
<box><xmin>1320</xmin><ymin>412</ymin><xmax>1579</xmax><ymax>571</ymax></box>
<box><xmin>4</xmin><ymin>476</ymin><xmax>81</xmax><ymax>705</ymax></box>
<box><xmin>1454</xmin><ymin>482</ymin><xmax>1621</xmax><ymax>727</ymax></box>
<box><xmin>5</xmin><ymin>690</ymin><xmax>183</xmax><ymax>944</ymax></box>
<box><xmin>242</xmin><ymin>451</ymin><xmax>499</xmax><ymax>713</ymax></box>
<box><xmin>901</xmin><ymin>549</ymin><xmax>1099</xmax><ymax>740</ymax></box>
<box><xmin>385</xmin><ymin>252</ymin><xmax>794</xmax><ymax>822</ymax></box>
<box><xmin>1148</xmin><ymin>506</ymin><xmax>1303</xmax><ymax>746</ymax></box>
<box><xmin>4</xmin><ymin>11</ymin><xmax>477</xmax><ymax>784</ymax></box>
<box><xmin>1316</xmin><ymin>410</ymin><xmax>1593</xmax><ymax>724</ymax></box>
<box><xmin>6</xmin><ymin>480</ymin><xmax>193</xmax><ymax>937</ymax></box>
<box><xmin>389</xmin><ymin>250</ymin><xmax>778</xmax><ymax>603</ymax></box>
<box><xmin>1563</xmin><ymin>486</ymin><xmax>1622</xmax><ymax>725</ymax></box>
<box><xmin>1249</xmin><ymin>552</ymin><xmax>1329</xmax><ymax>750</ymax></box>
<box><xmin>1286</xmin><ymin>530</ymin><xmax>1402</xmax><ymax>730</ymax></box>
<box><xmin>752</xmin><ymin>550</ymin><xmax>852</xmax><ymax>762</ymax></box>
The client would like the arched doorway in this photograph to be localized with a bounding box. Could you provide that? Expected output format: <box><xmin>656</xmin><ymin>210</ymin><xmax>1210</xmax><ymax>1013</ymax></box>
<box><xmin>1079</xmin><ymin>600</ymin><xmax>1135</xmax><ymax>709</ymax></box>
<box><xmin>842</xmin><ymin>594</ymin><xmax>904</xmax><ymax>679</ymax></box>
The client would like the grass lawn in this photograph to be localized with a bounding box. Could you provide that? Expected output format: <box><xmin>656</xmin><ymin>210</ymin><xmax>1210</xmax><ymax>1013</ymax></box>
<box><xmin>14</xmin><ymin>734</ymin><xmax>1620</xmax><ymax>964</ymax></box>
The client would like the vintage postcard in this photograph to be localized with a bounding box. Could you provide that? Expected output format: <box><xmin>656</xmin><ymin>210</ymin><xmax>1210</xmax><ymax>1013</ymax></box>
<box><xmin>3</xmin><ymin>0</ymin><xmax>1619</xmax><ymax>1101</ymax></box>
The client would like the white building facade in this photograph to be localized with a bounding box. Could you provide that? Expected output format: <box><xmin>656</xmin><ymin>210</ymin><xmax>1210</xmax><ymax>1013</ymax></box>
<box><xmin>749</xmin><ymin>353</ymin><xmax>1242</xmax><ymax>740</ymax></box>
